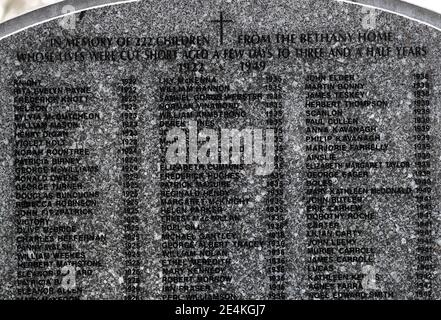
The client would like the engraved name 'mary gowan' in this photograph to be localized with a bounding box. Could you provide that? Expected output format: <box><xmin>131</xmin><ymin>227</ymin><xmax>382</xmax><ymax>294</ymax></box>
<box><xmin>165</xmin><ymin>120</ymin><xmax>275</xmax><ymax>175</ymax></box>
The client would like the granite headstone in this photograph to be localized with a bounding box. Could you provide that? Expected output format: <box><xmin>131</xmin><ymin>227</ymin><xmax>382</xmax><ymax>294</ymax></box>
<box><xmin>0</xmin><ymin>0</ymin><xmax>439</xmax><ymax>300</ymax></box>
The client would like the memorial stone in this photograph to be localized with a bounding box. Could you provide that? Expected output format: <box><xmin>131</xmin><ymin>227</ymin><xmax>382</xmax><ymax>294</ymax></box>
<box><xmin>0</xmin><ymin>0</ymin><xmax>439</xmax><ymax>300</ymax></box>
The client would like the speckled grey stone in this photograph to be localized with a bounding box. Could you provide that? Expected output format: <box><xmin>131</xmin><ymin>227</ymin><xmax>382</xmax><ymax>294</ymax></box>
<box><xmin>0</xmin><ymin>0</ymin><xmax>439</xmax><ymax>300</ymax></box>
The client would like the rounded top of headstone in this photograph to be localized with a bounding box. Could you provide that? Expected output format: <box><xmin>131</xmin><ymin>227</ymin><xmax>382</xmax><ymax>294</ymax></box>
<box><xmin>0</xmin><ymin>0</ymin><xmax>440</xmax><ymax>41</ymax></box>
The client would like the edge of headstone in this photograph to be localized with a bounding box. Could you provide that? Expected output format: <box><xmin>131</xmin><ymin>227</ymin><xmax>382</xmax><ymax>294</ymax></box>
<box><xmin>338</xmin><ymin>0</ymin><xmax>441</xmax><ymax>31</ymax></box>
<box><xmin>0</xmin><ymin>0</ymin><xmax>440</xmax><ymax>40</ymax></box>
<box><xmin>0</xmin><ymin>0</ymin><xmax>140</xmax><ymax>40</ymax></box>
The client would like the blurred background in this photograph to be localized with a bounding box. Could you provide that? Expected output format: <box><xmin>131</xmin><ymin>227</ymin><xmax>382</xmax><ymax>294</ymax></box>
<box><xmin>0</xmin><ymin>0</ymin><xmax>61</xmax><ymax>23</ymax></box>
<box><xmin>0</xmin><ymin>0</ymin><xmax>440</xmax><ymax>24</ymax></box>
<box><xmin>403</xmin><ymin>0</ymin><xmax>441</xmax><ymax>13</ymax></box>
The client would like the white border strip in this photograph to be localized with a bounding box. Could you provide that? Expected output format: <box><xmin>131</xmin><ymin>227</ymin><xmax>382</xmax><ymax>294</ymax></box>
<box><xmin>0</xmin><ymin>0</ymin><xmax>140</xmax><ymax>41</ymax></box>
<box><xmin>336</xmin><ymin>0</ymin><xmax>441</xmax><ymax>32</ymax></box>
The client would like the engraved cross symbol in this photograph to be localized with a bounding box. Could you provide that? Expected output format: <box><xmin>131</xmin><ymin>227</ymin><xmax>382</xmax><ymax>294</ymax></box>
<box><xmin>210</xmin><ymin>11</ymin><xmax>233</xmax><ymax>45</ymax></box>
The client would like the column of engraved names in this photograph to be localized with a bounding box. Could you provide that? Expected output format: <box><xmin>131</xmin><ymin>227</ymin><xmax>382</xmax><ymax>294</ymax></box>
<box><xmin>119</xmin><ymin>76</ymin><xmax>142</xmax><ymax>299</ymax></box>
<box><xmin>264</xmin><ymin>74</ymin><xmax>287</xmax><ymax>299</ymax></box>
<box><xmin>412</xmin><ymin>72</ymin><xmax>435</xmax><ymax>299</ymax></box>
<box><xmin>13</xmin><ymin>79</ymin><xmax>101</xmax><ymax>299</ymax></box>
<box><xmin>303</xmin><ymin>74</ymin><xmax>392</xmax><ymax>299</ymax></box>
<box><xmin>158</xmin><ymin>75</ymin><xmax>245</xmax><ymax>300</ymax></box>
